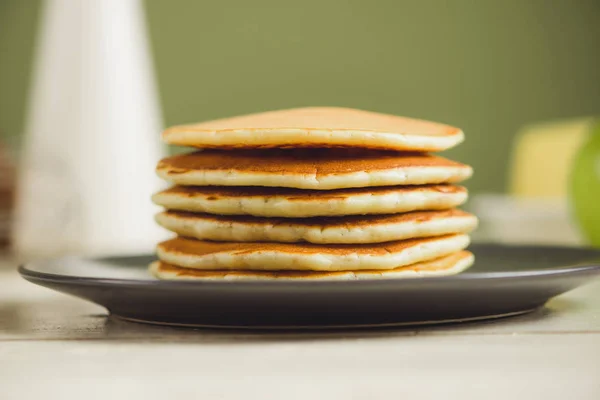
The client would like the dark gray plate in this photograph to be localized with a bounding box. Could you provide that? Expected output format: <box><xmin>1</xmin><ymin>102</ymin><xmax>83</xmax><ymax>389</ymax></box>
<box><xmin>19</xmin><ymin>243</ymin><xmax>600</xmax><ymax>329</ymax></box>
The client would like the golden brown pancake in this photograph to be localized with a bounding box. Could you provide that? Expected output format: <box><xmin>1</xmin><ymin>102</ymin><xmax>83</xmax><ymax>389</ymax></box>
<box><xmin>156</xmin><ymin>149</ymin><xmax>472</xmax><ymax>190</ymax></box>
<box><xmin>150</xmin><ymin>251</ymin><xmax>474</xmax><ymax>280</ymax></box>
<box><xmin>151</xmin><ymin>184</ymin><xmax>468</xmax><ymax>217</ymax></box>
<box><xmin>155</xmin><ymin>209</ymin><xmax>478</xmax><ymax>244</ymax></box>
<box><xmin>155</xmin><ymin>234</ymin><xmax>470</xmax><ymax>271</ymax></box>
<box><xmin>162</xmin><ymin>107</ymin><xmax>464</xmax><ymax>151</ymax></box>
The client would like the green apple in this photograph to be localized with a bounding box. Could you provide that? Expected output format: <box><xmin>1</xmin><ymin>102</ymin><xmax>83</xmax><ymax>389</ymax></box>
<box><xmin>570</xmin><ymin>119</ymin><xmax>600</xmax><ymax>247</ymax></box>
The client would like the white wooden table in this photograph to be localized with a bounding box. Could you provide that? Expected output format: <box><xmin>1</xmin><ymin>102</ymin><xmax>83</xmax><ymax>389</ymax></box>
<box><xmin>1</xmin><ymin>261</ymin><xmax>599</xmax><ymax>400</ymax></box>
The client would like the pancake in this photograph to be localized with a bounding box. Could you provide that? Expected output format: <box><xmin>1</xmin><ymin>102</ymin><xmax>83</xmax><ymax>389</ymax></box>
<box><xmin>162</xmin><ymin>107</ymin><xmax>464</xmax><ymax>152</ymax></box>
<box><xmin>156</xmin><ymin>149</ymin><xmax>472</xmax><ymax>190</ymax></box>
<box><xmin>150</xmin><ymin>251</ymin><xmax>474</xmax><ymax>281</ymax></box>
<box><xmin>152</xmin><ymin>184</ymin><xmax>468</xmax><ymax>218</ymax></box>
<box><xmin>155</xmin><ymin>234</ymin><xmax>470</xmax><ymax>271</ymax></box>
<box><xmin>155</xmin><ymin>209</ymin><xmax>478</xmax><ymax>244</ymax></box>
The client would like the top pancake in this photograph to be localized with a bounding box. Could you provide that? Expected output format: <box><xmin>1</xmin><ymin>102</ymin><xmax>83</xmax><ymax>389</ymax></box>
<box><xmin>162</xmin><ymin>107</ymin><xmax>464</xmax><ymax>152</ymax></box>
<box><xmin>157</xmin><ymin>149</ymin><xmax>472</xmax><ymax>190</ymax></box>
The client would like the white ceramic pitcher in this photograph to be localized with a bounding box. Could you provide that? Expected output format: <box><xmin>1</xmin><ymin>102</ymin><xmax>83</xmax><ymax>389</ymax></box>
<box><xmin>14</xmin><ymin>0</ymin><xmax>168</xmax><ymax>258</ymax></box>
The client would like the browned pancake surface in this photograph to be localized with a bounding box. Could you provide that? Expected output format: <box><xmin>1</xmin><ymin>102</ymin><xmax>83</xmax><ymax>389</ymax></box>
<box><xmin>160</xmin><ymin>209</ymin><xmax>473</xmax><ymax>228</ymax></box>
<box><xmin>158</xmin><ymin>149</ymin><xmax>468</xmax><ymax>175</ymax></box>
<box><xmin>158</xmin><ymin>234</ymin><xmax>462</xmax><ymax>257</ymax></box>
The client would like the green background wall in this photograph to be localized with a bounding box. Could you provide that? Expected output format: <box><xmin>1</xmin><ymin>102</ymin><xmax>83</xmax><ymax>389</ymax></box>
<box><xmin>1</xmin><ymin>0</ymin><xmax>599</xmax><ymax>193</ymax></box>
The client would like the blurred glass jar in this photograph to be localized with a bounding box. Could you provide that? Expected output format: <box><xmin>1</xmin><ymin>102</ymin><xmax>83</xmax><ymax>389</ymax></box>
<box><xmin>570</xmin><ymin>119</ymin><xmax>600</xmax><ymax>247</ymax></box>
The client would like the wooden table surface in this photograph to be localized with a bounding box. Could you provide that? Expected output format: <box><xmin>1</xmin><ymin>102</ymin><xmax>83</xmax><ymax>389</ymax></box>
<box><xmin>1</xmin><ymin>261</ymin><xmax>599</xmax><ymax>399</ymax></box>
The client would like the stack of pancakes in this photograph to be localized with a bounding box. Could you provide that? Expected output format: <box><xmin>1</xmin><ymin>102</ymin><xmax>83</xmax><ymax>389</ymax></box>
<box><xmin>150</xmin><ymin>107</ymin><xmax>477</xmax><ymax>281</ymax></box>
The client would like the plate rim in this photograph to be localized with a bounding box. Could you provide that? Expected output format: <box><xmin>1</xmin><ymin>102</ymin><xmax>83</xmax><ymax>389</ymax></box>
<box><xmin>18</xmin><ymin>243</ymin><xmax>600</xmax><ymax>289</ymax></box>
<box><xmin>111</xmin><ymin>308</ymin><xmax>539</xmax><ymax>330</ymax></box>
